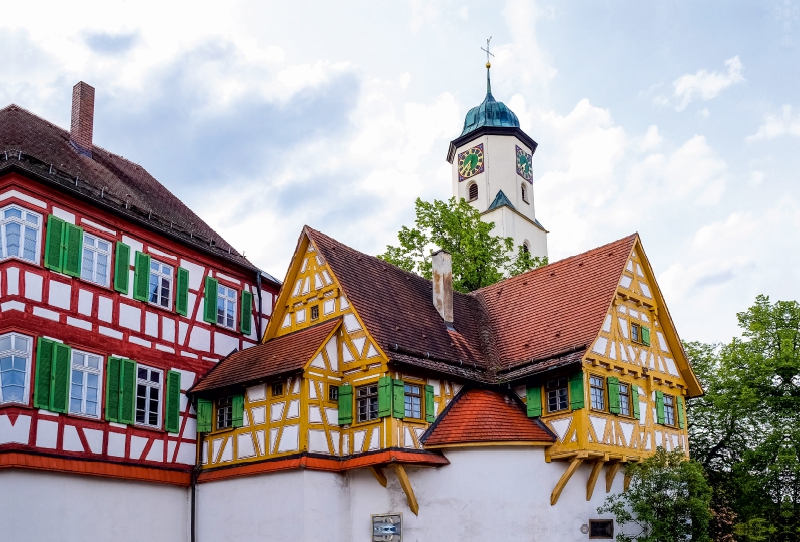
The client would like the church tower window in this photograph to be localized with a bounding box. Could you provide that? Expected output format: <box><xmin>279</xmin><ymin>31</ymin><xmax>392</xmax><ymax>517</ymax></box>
<box><xmin>468</xmin><ymin>182</ymin><xmax>478</xmax><ymax>201</ymax></box>
<box><xmin>523</xmin><ymin>242</ymin><xmax>530</xmax><ymax>254</ymax></box>
<box><xmin>521</xmin><ymin>183</ymin><xmax>529</xmax><ymax>204</ymax></box>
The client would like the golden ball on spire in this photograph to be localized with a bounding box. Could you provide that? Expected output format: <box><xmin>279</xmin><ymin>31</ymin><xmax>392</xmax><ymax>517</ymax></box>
<box><xmin>486</xmin><ymin>62</ymin><xmax>491</xmax><ymax>69</ymax></box>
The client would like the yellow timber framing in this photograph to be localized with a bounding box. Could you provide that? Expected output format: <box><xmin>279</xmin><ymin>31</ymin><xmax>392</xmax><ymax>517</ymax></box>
<box><xmin>393</xmin><ymin>464</ymin><xmax>419</xmax><ymax>516</ymax></box>
<box><xmin>551</xmin><ymin>454</ymin><xmax>585</xmax><ymax>505</ymax></box>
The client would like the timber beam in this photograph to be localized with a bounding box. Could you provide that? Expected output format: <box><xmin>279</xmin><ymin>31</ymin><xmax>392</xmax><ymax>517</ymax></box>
<box><xmin>605</xmin><ymin>462</ymin><xmax>622</xmax><ymax>493</ymax></box>
<box><xmin>551</xmin><ymin>455</ymin><xmax>585</xmax><ymax>506</ymax></box>
<box><xmin>371</xmin><ymin>466</ymin><xmax>387</xmax><ymax>487</ymax></box>
<box><xmin>586</xmin><ymin>458</ymin><xmax>606</xmax><ymax>501</ymax></box>
<box><xmin>393</xmin><ymin>464</ymin><xmax>419</xmax><ymax>516</ymax></box>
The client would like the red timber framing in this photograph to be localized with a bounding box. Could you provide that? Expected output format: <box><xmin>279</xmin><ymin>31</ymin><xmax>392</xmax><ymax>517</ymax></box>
<box><xmin>0</xmin><ymin>172</ymin><xmax>279</xmax><ymax>480</ymax></box>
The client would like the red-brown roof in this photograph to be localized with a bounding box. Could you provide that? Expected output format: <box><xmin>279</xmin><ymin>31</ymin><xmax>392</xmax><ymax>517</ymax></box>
<box><xmin>0</xmin><ymin>104</ymin><xmax>266</xmax><ymax>275</ymax></box>
<box><xmin>422</xmin><ymin>389</ymin><xmax>555</xmax><ymax>446</ymax></box>
<box><xmin>190</xmin><ymin>318</ymin><xmax>340</xmax><ymax>393</ymax></box>
<box><xmin>476</xmin><ymin>234</ymin><xmax>637</xmax><ymax>372</ymax></box>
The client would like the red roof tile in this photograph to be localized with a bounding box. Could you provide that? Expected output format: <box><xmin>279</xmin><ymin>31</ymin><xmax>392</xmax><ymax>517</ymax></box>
<box><xmin>422</xmin><ymin>389</ymin><xmax>555</xmax><ymax>446</ymax></box>
<box><xmin>190</xmin><ymin>318</ymin><xmax>340</xmax><ymax>393</ymax></box>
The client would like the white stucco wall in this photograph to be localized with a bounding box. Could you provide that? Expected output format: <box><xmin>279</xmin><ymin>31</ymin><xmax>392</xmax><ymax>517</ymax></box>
<box><xmin>0</xmin><ymin>469</ymin><xmax>190</xmax><ymax>542</ymax></box>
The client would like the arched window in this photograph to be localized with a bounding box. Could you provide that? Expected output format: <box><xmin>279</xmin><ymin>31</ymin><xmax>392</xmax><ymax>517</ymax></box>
<box><xmin>523</xmin><ymin>241</ymin><xmax>530</xmax><ymax>254</ymax></box>
<box><xmin>468</xmin><ymin>182</ymin><xmax>478</xmax><ymax>201</ymax></box>
<box><xmin>521</xmin><ymin>183</ymin><xmax>529</xmax><ymax>204</ymax></box>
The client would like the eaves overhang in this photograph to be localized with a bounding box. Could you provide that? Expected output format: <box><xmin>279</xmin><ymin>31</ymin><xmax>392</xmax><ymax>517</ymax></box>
<box><xmin>446</xmin><ymin>125</ymin><xmax>539</xmax><ymax>163</ymax></box>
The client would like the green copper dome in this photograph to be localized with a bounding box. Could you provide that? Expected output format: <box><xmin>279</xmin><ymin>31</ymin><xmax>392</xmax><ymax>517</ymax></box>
<box><xmin>460</xmin><ymin>70</ymin><xmax>520</xmax><ymax>136</ymax></box>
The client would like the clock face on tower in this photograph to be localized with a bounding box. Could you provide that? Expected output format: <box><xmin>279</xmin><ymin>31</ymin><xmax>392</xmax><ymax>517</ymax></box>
<box><xmin>457</xmin><ymin>144</ymin><xmax>485</xmax><ymax>181</ymax></box>
<box><xmin>516</xmin><ymin>145</ymin><xmax>533</xmax><ymax>183</ymax></box>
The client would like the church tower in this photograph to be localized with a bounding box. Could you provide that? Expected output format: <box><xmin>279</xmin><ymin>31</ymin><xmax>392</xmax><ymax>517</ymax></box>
<box><xmin>446</xmin><ymin>43</ymin><xmax>548</xmax><ymax>259</ymax></box>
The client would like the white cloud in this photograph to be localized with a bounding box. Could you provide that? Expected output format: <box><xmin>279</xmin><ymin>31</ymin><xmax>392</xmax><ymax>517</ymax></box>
<box><xmin>746</xmin><ymin>105</ymin><xmax>800</xmax><ymax>141</ymax></box>
<box><xmin>655</xmin><ymin>56</ymin><xmax>744</xmax><ymax>111</ymax></box>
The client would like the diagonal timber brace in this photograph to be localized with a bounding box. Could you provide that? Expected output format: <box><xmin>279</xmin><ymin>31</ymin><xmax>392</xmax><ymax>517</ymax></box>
<box><xmin>605</xmin><ymin>462</ymin><xmax>622</xmax><ymax>493</ymax></box>
<box><xmin>551</xmin><ymin>456</ymin><xmax>584</xmax><ymax>506</ymax></box>
<box><xmin>393</xmin><ymin>464</ymin><xmax>419</xmax><ymax>516</ymax></box>
<box><xmin>586</xmin><ymin>459</ymin><xmax>606</xmax><ymax>501</ymax></box>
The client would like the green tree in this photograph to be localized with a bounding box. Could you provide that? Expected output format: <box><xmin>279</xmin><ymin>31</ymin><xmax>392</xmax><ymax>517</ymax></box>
<box><xmin>685</xmin><ymin>296</ymin><xmax>800</xmax><ymax>541</ymax></box>
<box><xmin>378</xmin><ymin>197</ymin><xmax>547</xmax><ymax>292</ymax></box>
<box><xmin>598</xmin><ymin>447</ymin><xmax>713</xmax><ymax>542</ymax></box>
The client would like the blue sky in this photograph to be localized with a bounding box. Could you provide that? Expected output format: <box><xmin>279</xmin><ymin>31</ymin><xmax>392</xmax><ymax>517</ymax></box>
<box><xmin>2</xmin><ymin>0</ymin><xmax>799</xmax><ymax>343</ymax></box>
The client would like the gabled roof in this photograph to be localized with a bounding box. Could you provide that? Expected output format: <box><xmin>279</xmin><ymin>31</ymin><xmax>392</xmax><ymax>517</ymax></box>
<box><xmin>486</xmin><ymin>189</ymin><xmax>515</xmax><ymax>212</ymax></box>
<box><xmin>0</xmin><ymin>104</ymin><xmax>273</xmax><ymax>278</ymax></box>
<box><xmin>190</xmin><ymin>318</ymin><xmax>340</xmax><ymax>394</ymax></box>
<box><xmin>421</xmin><ymin>388</ymin><xmax>555</xmax><ymax>447</ymax></box>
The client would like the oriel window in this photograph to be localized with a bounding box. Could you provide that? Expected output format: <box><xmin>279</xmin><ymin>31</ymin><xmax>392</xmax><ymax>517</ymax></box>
<box><xmin>590</xmin><ymin>375</ymin><xmax>605</xmax><ymax>410</ymax></box>
<box><xmin>356</xmin><ymin>384</ymin><xmax>379</xmax><ymax>422</ymax></box>
<box><xmin>546</xmin><ymin>378</ymin><xmax>569</xmax><ymax>412</ymax></box>
<box><xmin>404</xmin><ymin>384</ymin><xmax>422</xmax><ymax>419</ymax></box>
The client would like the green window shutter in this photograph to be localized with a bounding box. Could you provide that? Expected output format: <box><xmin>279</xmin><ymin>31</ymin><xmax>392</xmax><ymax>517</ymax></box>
<box><xmin>631</xmin><ymin>385</ymin><xmax>641</xmax><ymax>420</ymax></box>
<box><xmin>240</xmin><ymin>290</ymin><xmax>253</xmax><ymax>335</ymax></box>
<box><xmin>133</xmin><ymin>251</ymin><xmax>151</xmax><ymax>302</ymax></box>
<box><xmin>44</xmin><ymin>215</ymin><xmax>65</xmax><ymax>272</ymax></box>
<box><xmin>677</xmin><ymin>396</ymin><xmax>686</xmax><ymax>429</ymax></box>
<box><xmin>113</xmin><ymin>242</ymin><xmax>131</xmax><ymax>294</ymax></box>
<box><xmin>337</xmin><ymin>385</ymin><xmax>353</xmax><ymax>425</ymax></box>
<box><xmin>175</xmin><ymin>268</ymin><xmax>190</xmax><ymax>316</ymax></box>
<box><xmin>232</xmin><ymin>394</ymin><xmax>245</xmax><ymax>428</ymax></box>
<box><xmin>526</xmin><ymin>385</ymin><xmax>542</xmax><ymax>417</ymax></box>
<box><xmin>569</xmin><ymin>372</ymin><xmax>585</xmax><ymax>410</ymax></box>
<box><xmin>377</xmin><ymin>376</ymin><xmax>392</xmax><ymax>417</ymax></box>
<box><xmin>49</xmin><ymin>342</ymin><xmax>72</xmax><ymax>413</ymax></box>
<box><xmin>392</xmin><ymin>379</ymin><xmax>405</xmax><ymax>419</ymax></box>
<box><xmin>203</xmin><ymin>276</ymin><xmax>219</xmax><ymax>324</ymax></box>
<box><xmin>164</xmin><ymin>370</ymin><xmax>182</xmax><ymax>433</ymax></box>
<box><xmin>105</xmin><ymin>357</ymin><xmax>122</xmax><ymax>422</ymax></box>
<box><xmin>641</xmin><ymin>326</ymin><xmax>651</xmax><ymax>347</ymax></box>
<box><xmin>655</xmin><ymin>391</ymin><xmax>665</xmax><ymax>425</ymax></box>
<box><xmin>33</xmin><ymin>338</ymin><xmax>55</xmax><ymax>409</ymax></box>
<box><xmin>62</xmin><ymin>223</ymin><xmax>84</xmax><ymax>277</ymax></box>
<box><xmin>425</xmin><ymin>384</ymin><xmax>435</xmax><ymax>422</ymax></box>
<box><xmin>196</xmin><ymin>399</ymin><xmax>213</xmax><ymax>433</ymax></box>
<box><xmin>119</xmin><ymin>359</ymin><xmax>137</xmax><ymax>425</ymax></box>
<box><xmin>607</xmin><ymin>377</ymin><xmax>621</xmax><ymax>415</ymax></box>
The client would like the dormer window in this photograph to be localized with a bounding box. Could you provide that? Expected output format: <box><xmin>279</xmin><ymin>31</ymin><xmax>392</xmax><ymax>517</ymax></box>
<box><xmin>468</xmin><ymin>182</ymin><xmax>478</xmax><ymax>201</ymax></box>
<box><xmin>521</xmin><ymin>183</ymin><xmax>529</xmax><ymax>204</ymax></box>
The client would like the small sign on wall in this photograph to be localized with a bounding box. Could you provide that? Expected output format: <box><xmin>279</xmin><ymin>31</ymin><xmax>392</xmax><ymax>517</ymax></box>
<box><xmin>372</xmin><ymin>513</ymin><xmax>402</xmax><ymax>541</ymax></box>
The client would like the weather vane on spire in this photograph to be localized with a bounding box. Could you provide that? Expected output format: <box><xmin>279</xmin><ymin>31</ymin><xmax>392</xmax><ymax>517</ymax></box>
<box><xmin>481</xmin><ymin>36</ymin><xmax>494</xmax><ymax>69</ymax></box>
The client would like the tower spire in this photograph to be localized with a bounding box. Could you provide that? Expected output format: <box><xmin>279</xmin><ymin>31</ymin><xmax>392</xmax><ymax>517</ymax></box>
<box><xmin>481</xmin><ymin>36</ymin><xmax>494</xmax><ymax>95</ymax></box>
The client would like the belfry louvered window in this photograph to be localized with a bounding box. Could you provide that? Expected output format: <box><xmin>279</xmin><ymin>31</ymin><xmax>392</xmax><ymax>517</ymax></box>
<box><xmin>468</xmin><ymin>182</ymin><xmax>478</xmax><ymax>201</ymax></box>
<box><xmin>1</xmin><ymin>205</ymin><xmax>40</xmax><ymax>263</ymax></box>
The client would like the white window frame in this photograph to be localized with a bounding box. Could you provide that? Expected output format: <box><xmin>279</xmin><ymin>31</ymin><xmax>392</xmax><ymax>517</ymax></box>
<box><xmin>148</xmin><ymin>259</ymin><xmax>173</xmax><ymax>309</ymax></box>
<box><xmin>0</xmin><ymin>332</ymin><xmax>32</xmax><ymax>405</ymax></box>
<box><xmin>0</xmin><ymin>204</ymin><xmax>42</xmax><ymax>265</ymax></box>
<box><xmin>69</xmin><ymin>349</ymin><xmax>103</xmax><ymax>418</ymax></box>
<box><xmin>217</xmin><ymin>284</ymin><xmax>237</xmax><ymax>330</ymax></box>
<box><xmin>135</xmin><ymin>364</ymin><xmax>163</xmax><ymax>429</ymax></box>
<box><xmin>81</xmin><ymin>233</ymin><xmax>111</xmax><ymax>287</ymax></box>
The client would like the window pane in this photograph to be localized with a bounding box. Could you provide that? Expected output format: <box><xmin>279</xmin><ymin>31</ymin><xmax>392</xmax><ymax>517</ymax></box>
<box><xmin>98</xmin><ymin>240</ymin><xmax>109</xmax><ymax>252</ymax></box>
<box><xmin>14</xmin><ymin>336</ymin><xmax>28</xmax><ymax>351</ymax></box>
<box><xmin>82</xmin><ymin>249</ymin><xmax>95</xmax><ymax>280</ymax></box>
<box><xmin>149</xmin><ymin>274</ymin><xmax>159</xmax><ymax>303</ymax></box>
<box><xmin>97</xmin><ymin>254</ymin><xmax>108</xmax><ymax>283</ymax></box>
<box><xmin>23</xmin><ymin>226</ymin><xmax>37</xmax><ymax>261</ymax></box>
<box><xmin>5</xmin><ymin>208</ymin><xmax>21</xmax><ymax>219</ymax></box>
<box><xmin>0</xmin><ymin>337</ymin><xmax>11</xmax><ymax>351</ymax></box>
<box><xmin>25</xmin><ymin>213</ymin><xmax>38</xmax><ymax>225</ymax></box>
<box><xmin>6</xmin><ymin>222</ymin><xmax>20</xmax><ymax>256</ymax></box>
<box><xmin>138</xmin><ymin>367</ymin><xmax>148</xmax><ymax>379</ymax></box>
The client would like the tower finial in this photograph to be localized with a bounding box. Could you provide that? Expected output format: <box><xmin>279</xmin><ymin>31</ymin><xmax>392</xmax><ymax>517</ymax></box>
<box><xmin>481</xmin><ymin>37</ymin><xmax>494</xmax><ymax>95</ymax></box>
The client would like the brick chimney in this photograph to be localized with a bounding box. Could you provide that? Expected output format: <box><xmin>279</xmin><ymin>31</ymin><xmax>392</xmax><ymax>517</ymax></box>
<box><xmin>432</xmin><ymin>250</ymin><xmax>454</xmax><ymax>329</ymax></box>
<box><xmin>70</xmin><ymin>81</ymin><xmax>95</xmax><ymax>156</ymax></box>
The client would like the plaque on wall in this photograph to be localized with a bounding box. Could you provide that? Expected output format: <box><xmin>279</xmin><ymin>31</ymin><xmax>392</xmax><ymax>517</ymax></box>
<box><xmin>372</xmin><ymin>513</ymin><xmax>402</xmax><ymax>541</ymax></box>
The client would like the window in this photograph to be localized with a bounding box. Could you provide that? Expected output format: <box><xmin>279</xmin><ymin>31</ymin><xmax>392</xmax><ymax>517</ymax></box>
<box><xmin>631</xmin><ymin>322</ymin><xmax>640</xmax><ymax>343</ymax></box>
<box><xmin>589</xmin><ymin>519</ymin><xmax>614</xmax><ymax>539</ymax></box>
<box><xmin>468</xmin><ymin>182</ymin><xmax>478</xmax><ymax>201</ymax></box>
<box><xmin>217</xmin><ymin>285</ymin><xmax>237</xmax><ymax>329</ymax></box>
<box><xmin>149</xmin><ymin>260</ymin><xmax>173</xmax><ymax>308</ymax></box>
<box><xmin>356</xmin><ymin>383</ymin><xmax>379</xmax><ymax>422</ymax></box>
<box><xmin>328</xmin><ymin>385</ymin><xmax>339</xmax><ymax>402</ymax></box>
<box><xmin>663</xmin><ymin>394</ymin><xmax>676</xmax><ymax>425</ymax></box>
<box><xmin>81</xmin><ymin>233</ymin><xmax>111</xmax><ymax>286</ymax></box>
<box><xmin>69</xmin><ymin>350</ymin><xmax>102</xmax><ymax>417</ymax></box>
<box><xmin>135</xmin><ymin>365</ymin><xmax>162</xmax><ymax>428</ymax></box>
<box><xmin>217</xmin><ymin>396</ymin><xmax>233</xmax><ymax>429</ymax></box>
<box><xmin>618</xmin><ymin>382</ymin><xmax>631</xmax><ymax>416</ymax></box>
<box><xmin>310</xmin><ymin>305</ymin><xmax>319</xmax><ymax>321</ymax></box>
<box><xmin>546</xmin><ymin>378</ymin><xmax>569</xmax><ymax>412</ymax></box>
<box><xmin>590</xmin><ymin>375</ymin><xmax>605</xmax><ymax>410</ymax></box>
<box><xmin>404</xmin><ymin>384</ymin><xmax>422</xmax><ymax>419</ymax></box>
<box><xmin>0</xmin><ymin>205</ymin><xmax>40</xmax><ymax>263</ymax></box>
<box><xmin>521</xmin><ymin>183</ymin><xmax>529</xmax><ymax>203</ymax></box>
<box><xmin>0</xmin><ymin>333</ymin><xmax>31</xmax><ymax>404</ymax></box>
<box><xmin>522</xmin><ymin>242</ymin><xmax>530</xmax><ymax>254</ymax></box>
<box><xmin>272</xmin><ymin>382</ymin><xmax>284</xmax><ymax>397</ymax></box>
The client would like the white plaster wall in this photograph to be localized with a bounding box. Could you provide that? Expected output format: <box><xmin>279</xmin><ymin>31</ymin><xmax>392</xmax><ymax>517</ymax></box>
<box><xmin>0</xmin><ymin>470</ymin><xmax>190</xmax><ymax>542</ymax></box>
<box><xmin>484</xmin><ymin>206</ymin><xmax>549</xmax><ymax>259</ymax></box>
<box><xmin>197</xmin><ymin>469</ymin><xmax>351</xmax><ymax>542</ymax></box>
<box><xmin>348</xmin><ymin>447</ymin><xmax>619</xmax><ymax>541</ymax></box>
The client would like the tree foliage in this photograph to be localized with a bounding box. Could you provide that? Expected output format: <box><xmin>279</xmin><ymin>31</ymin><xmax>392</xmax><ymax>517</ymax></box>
<box><xmin>598</xmin><ymin>447</ymin><xmax>713</xmax><ymax>542</ymax></box>
<box><xmin>378</xmin><ymin>197</ymin><xmax>547</xmax><ymax>292</ymax></box>
<box><xmin>686</xmin><ymin>295</ymin><xmax>800</xmax><ymax>541</ymax></box>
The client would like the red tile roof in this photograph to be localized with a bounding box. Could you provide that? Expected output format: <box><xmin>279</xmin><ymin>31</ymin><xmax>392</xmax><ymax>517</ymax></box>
<box><xmin>0</xmin><ymin>104</ymin><xmax>267</xmax><ymax>275</ymax></box>
<box><xmin>190</xmin><ymin>318</ymin><xmax>340</xmax><ymax>393</ymax></box>
<box><xmin>422</xmin><ymin>389</ymin><xmax>555</xmax><ymax>446</ymax></box>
